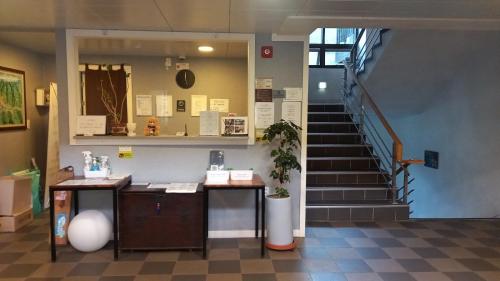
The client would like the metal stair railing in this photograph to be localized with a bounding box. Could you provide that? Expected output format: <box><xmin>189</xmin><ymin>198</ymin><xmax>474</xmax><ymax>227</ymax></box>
<box><xmin>343</xmin><ymin>28</ymin><xmax>423</xmax><ymax>207</ymax></box>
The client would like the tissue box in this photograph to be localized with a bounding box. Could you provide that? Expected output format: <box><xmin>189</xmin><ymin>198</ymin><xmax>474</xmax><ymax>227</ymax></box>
<box><xmin>230</xmin><ymin>170</ymin><xmax>253</xmax><ymax>181</ymax></box>
<box><xmin>206</xmin><ymin>170</ymin><xmax>230</xmax><ymax>183</ymax></box>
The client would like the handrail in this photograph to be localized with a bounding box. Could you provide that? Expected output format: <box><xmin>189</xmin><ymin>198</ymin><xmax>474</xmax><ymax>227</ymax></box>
<box><xmin>344</xmin><ymin>62</ymin><xmax>403</xmax><ymax>161</ymax></box>
<box><xmin>343</xmin><ymin>28</ymin><xmax>424</xmax><ymax>207</ymax></box>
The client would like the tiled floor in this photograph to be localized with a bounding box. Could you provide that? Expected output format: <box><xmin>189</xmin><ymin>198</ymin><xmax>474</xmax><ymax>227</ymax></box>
<box><xmin>1</xmin><ymin>214</ymin><xmax>500</xmax><ymax>280</ymax></box>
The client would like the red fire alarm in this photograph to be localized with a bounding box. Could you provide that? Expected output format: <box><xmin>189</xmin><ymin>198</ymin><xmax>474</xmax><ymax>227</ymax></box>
<box><xmin>261</xmin><ymin>46</ymin><xmax>273</xmax><ymax>58</ymax></box>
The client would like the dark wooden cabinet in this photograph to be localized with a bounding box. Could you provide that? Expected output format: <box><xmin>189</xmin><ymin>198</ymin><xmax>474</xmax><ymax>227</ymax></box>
<box><xmin>119</xmin><ymin>185</ymin><xmax>203</xmax><ymax>250</ymax></box>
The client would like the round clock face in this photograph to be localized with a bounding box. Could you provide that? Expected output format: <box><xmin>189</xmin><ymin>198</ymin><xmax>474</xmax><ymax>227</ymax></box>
<box><xmin>176</xmin><ymin>69</ymin><xmax>195</xmax><ymax>89</ymax></box>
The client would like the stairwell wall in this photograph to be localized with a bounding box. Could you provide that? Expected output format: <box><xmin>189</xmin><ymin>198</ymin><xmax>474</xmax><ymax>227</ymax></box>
<box><xmin>362</xmin><ymin>30</ymin><xmax>500</xmax><ymax>218</ymax></box>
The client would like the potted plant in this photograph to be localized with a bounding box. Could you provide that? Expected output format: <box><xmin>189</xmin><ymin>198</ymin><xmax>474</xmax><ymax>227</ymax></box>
<box><xmin>262</xmin><ymin>120</ymin><xmax>301</xmax><ymax>250</ymax></box>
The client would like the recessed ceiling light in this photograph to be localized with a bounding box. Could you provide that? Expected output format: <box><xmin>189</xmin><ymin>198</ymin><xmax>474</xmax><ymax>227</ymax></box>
<box><xmin>198</xmin><ymin>46</ymin><xmax>214</xmax><ymax>52</ymax></box>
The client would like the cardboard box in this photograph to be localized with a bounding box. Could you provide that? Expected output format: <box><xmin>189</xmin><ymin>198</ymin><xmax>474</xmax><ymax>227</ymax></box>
<box><xmin>0</xmin><ymin>208</ymin><xmax>33</xmax><ymax>232</ymax></box>
<box><xmin>0</xmin><ymin>176</ymin><xmax>32</xmax><ymax>216</ymax></box>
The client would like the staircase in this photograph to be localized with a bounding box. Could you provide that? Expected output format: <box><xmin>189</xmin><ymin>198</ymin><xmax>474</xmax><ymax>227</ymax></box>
<box><xmin>305</xmin><ymin>103</ymin><xmax>409</xmax><ymax>222</ymax></box>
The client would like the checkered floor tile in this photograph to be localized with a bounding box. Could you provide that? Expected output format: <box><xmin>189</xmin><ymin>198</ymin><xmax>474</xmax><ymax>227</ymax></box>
<box><xmin>1</xmin><ymin>213</ymin><xmax>500</xmax><ymax>280</ymax></box>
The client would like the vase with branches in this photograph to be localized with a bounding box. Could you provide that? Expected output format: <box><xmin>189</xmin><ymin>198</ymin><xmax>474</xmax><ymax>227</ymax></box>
<box><xmin>98</xmin><ymin>66</ymin><xmax>127</xmax><ymax>135</ymax></box>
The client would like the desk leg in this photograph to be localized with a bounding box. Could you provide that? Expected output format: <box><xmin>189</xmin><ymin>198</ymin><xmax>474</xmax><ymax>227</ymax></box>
<box><xmin>255</xmin><ymin>189</ymin><xmax>259</xmax><ymax>238</ymax></box>
<box><xmin>49</xmin><ymin>190</ymin><xmax>56</xmax><ymax>262</ymax></box>
<box><xmin>112</xmin><ymin>189</ymin><xmax>119</xmax><ymax>260</ymax></box>
<box><xmin>74</xmin><ymin>190</ymin><xmax>79</xmax><ymax>215</ymax></box>
<box><xmin>203</xmin><ymin>189</ymin><xmax>208</xmax><ymax>258</ymax></box>
<box><xmin>261</xmin><ymin>188</ymin><xmax>266</xmax><ymax>257</ymax></box>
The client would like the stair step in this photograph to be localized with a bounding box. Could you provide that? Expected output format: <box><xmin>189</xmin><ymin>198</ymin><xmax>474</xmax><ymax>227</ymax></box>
<box><xmin>307</xmin><ymin>187</ymin><xmax>388</xmax><ymax>191</ymax></box>
<box><xmin>306</xmin><ymin>204</ymin><xmax>409</xmax><ymax>222</ymax></box>
<box><xmin>308</xmin><ymin>145</ymin><xmax>373</xmax><ymax>157</ymax></box>
<box><xmin>309</xmin><ymin>200</ymin><xmax>393</xmax><ymax>205</ymax></box>
<box><xmin>307</xmin><ymin>183</ymin><xmax>389</xmax><ymax>188</ymax></box>
<box><xmin>307</xmin><ymin>156</ymin><xmax>378</xmax><ymax>161</ymax></box>
<box><xmin>308</xmin><ymin>171</ymin><xmax>385</xmax><ymax>175</ymax></box>
<box><xmin>308</xmin><ymin>144</ymin><xmax>369</xmax><ymax>147</ymax></box>
<box><xmin>308</xmin><ymin>112</ymin><xmax>349</xmax><ymax>115</ymax></box>
<box><xmin>307</xmin><ymin>188</ymin><xmax>389</xmax><ymax>202</ymax></box>
<box><xmin>308</xmin><ymin>104</ymin><xmax>345</xmax><ymax>113</ymax></box>
<box><xmin>308</xmin><ymin>113</ymin><xmax>353</xmax><ymax>123</ymax></box>
<box><xmin>308</xmin><ymin>133</ymin><xmax>360</xmax><ymax>135</ymax></box>
<box><xmin>307</xmin><ymin>172</ymin><xmax>388</xmax><ymax>185</ymax></box>
<box><xmin>307</xmin><ymin>157</ymin><xmax>380</xmax><ymax>171</ymax></box>
<box><xmin>308</xmin><ymin>122</ymin><xmax>354</xmax><ymax>125</ymax></box>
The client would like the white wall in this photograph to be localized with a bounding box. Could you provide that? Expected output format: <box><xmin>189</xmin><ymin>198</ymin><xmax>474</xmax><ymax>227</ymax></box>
<box><xmin>363</xmin><ymin>30</ymin><xmax>500</xmax><ymax>218</ymax></box>
<box><xmin>308</xmin><ymin>68</ymin><xmax>343</xmax><ymax>103</ymax></box>
<box><xmin>56</xmin><ymin>32</ymin><xmax>305</xmax><ymax>233</ymax></box>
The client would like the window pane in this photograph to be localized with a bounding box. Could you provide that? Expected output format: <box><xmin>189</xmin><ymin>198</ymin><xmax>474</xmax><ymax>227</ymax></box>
<box><xmin>309</xmin><ymin>50</ymin><xmax>320</xmax><ymax>66</ymax></box>
<box><xmin>325</xmin><ymin>51</ymin><xmax>350</xmax><ymax>66</ymax></box>
<box><xmin>325</xmin><ymin>28</ymin><xmax>357</xmax><ymax>44</ymax></box>
<box><xmin>309</xmin><ymin>28</ymin><xmax>323</xmax><ymax>44</ymax></box>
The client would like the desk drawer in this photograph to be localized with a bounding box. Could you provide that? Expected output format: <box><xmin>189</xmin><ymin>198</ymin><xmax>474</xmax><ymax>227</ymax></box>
<box><xmin>119</xmin><ymin>192</ymin><xmax>203</xmax><ymax>249</ymax></box>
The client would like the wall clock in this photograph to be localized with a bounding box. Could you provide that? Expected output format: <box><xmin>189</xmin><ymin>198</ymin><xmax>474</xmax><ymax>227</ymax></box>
<box><xmin>176</xmin><ymin>69</ymin><xmax>195</xmax><ymax>89</ymax></box>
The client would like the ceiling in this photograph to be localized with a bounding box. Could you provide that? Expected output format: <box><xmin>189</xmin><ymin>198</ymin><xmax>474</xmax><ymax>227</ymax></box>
<box><xmin>0</xmin><ymin>0</ymin><xmax>499</xmax><ymax>54</ymax></box>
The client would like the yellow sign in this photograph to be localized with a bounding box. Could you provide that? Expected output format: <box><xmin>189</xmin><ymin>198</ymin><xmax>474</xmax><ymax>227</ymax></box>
<box><xmin>118</xmin><ymin>146</ymin><xmax>133</xmax><ymax>159</ymax></box>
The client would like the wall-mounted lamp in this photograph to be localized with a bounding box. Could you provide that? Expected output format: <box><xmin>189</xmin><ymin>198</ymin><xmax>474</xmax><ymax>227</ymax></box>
<box><xmin>198</xmin><ymin>46</ymin><xmax>214</xmax><ymax>53</ymax></box>
<box><xmin>318</xmin><ymin>82</ymin><xmax>327</xmax><ymax>89</ymax></box>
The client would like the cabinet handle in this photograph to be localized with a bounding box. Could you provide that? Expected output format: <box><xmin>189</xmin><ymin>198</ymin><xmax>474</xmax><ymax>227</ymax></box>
<box><xmin>155</xmin><ymin>201</ymin><xmax>161</xmax><ymax>215</ymax></box>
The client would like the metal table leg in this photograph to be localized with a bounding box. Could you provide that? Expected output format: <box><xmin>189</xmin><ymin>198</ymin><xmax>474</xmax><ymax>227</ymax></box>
<box><xmin>112</xmin><ymin>189</ymin><xmax>119</xmax><ymax>260</ymax></box>
<box><xmin>203</xmin><ymin>188</ymin><xmax>209</xmax><ymax>258</ymax></box>
<box><xmin>255</xmin><ymin>189</ymin><xmax>259</xmax><ymax>238</ymax></box>
<box><xmin>261</xmin><ymin>187</ymin><xmax>266</xmax><ymax>257</ymax></box>
<box><xmin>49</xmin><ymin>189</ymin><xmax>56</xmax><ymax>262</ymax></box>
<box><xmin>73</xmin><ymin>190</ymin><xmax>79</xmax><ymax>215</ymax></box>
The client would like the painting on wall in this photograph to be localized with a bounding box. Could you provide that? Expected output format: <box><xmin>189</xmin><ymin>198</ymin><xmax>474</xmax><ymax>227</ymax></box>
<box><xmin>0</xmin><ymin>66</ymin><xmax>26</xmax><ymax>130</ymax></box>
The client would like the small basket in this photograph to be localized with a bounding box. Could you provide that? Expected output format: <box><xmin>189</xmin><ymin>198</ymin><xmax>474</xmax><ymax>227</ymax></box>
<box><xmin>84</xmin><ymin>168</ymin><xmax>109</xmax><ymax>178</ymax></box>
<box><xmin>230</xmin><ymin>170</ymin><xmax>253</xmax><ymax>181</ymax></box>
<box><xmin>206</xmin><ymin>170</ymin><xmax>230</xmax><ymax>183</ymax></box>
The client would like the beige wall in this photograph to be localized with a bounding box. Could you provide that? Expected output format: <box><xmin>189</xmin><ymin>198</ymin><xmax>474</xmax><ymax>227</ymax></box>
<box><xmin>0</xmin><ymin>41</ymin><xmax>49</xmax><ymax>178</ymax></box>
<box><xmin>80</xmin><ymin>55</ymin><xmax>248</xmax><ymax>135</ymax></box>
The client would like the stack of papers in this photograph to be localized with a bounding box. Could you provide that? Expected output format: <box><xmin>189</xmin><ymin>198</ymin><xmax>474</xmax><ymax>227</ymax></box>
<box><xmin>146</xmin><ymin>183</ymin><xmax>198</xmax><ymax>193</ymax></box>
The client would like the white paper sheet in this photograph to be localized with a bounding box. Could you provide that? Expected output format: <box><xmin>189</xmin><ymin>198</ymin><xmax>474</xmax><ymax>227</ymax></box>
<box><xmin>57</xmin><ymin>179</ymin><xmax>121</xmax><ymax>186</ymax></box>
<box><xmin>284</xmin><ymin>87</ymin><xmax>303</xmax><ymax>101</ymax></box>
<box><xmin>191</xmin><ymin>95</ymin><xmax>207</xmax><ymax>116</ymax></box>
<box><xmin>76</xmin><ymin>115</ymin><xmax>106</xmax><ymax>136</ymax></box>
<box><xmin>255</xmin><ymin>78</ymin><xmax>272</xmax><ymax>89</ymax></box>
<box><xmin>156</xmin><ymin>95</ymin><xmax>173</xmax><ymax>117</ymax></box>
<box><xmin>147</xmin><ymin>183</ymin><xmax>169</xmax><ymax>189</ymax></box>
<box><xmin>209</xmin><ymin>99</ymin><xmax>229</xmax><ymax>112</ymax></box>
<box><xmin>255</xmin><ymin>102</ymin><xmax>275</xmax><ymax>129</ymax></box>
<box><xmin>282</xmin><ymin>101</ymin><xmax>302</xmax><ymax>126</ymax></box>
<box><xmin>136</xmin><ymin>95</ymin><xmax>153</xmax><ymax>116</ymax></box>
<box><xmin>200</xmin><ymin>111</ymin><xmax>220</xmax><ymax>136</ymax></box>
<box><xmin>165</xmin><ymin>182</ymin><xmax>198</xmax><ymax>193</ymax></box>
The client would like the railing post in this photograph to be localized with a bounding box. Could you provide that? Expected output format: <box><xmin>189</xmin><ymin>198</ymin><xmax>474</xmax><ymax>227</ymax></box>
<box><xmin>391</xmin><ymin>142</ymin><xmax>398</xmax><ymax>204</ymax></box>
<box><xmin>403</xmin><ymin>165</ymin><xmax>409</xmax><ymax>204</ymax></box>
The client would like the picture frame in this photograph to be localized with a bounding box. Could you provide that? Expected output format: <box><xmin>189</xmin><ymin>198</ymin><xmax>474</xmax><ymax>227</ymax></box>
<box><xmin>221</xmin><ymin>116</ymin><xmax>248</xmax><ymax>136</ymax></box>
<box><xmin>0</xmin><ymin>66</ymin><xmax>26</xmax><ymax>130</ymax></box>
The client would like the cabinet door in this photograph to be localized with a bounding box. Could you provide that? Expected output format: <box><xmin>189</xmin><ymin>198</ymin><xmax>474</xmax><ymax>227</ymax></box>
<box><xmin>119</xmin><ymin>192</ymin><xmax>203</xmax><ymax>249</ymax></box>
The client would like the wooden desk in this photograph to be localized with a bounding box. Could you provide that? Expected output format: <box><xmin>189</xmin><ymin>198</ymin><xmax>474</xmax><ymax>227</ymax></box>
<box><xmin>49</xmin><ymin>176</ymin><xmax>131</xmax><ymax>262</ymax></box>
<box><xmin>203</xmin><ymin>175</ymin><xmax>266</xmax><ymax>258</ymax></box>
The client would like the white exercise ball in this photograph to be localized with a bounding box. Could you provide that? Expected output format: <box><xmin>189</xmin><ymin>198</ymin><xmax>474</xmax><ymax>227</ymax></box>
<box><xmin>68</xmin><ymin>210</ymin><xmax>112</xmax><ymax>252</ymax></box>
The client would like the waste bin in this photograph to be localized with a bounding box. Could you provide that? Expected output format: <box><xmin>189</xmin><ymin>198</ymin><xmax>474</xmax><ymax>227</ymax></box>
<box><xmin>11</xmin><ymin>169</ymin><xmax>42</xmax><ymax>216</ymax></box>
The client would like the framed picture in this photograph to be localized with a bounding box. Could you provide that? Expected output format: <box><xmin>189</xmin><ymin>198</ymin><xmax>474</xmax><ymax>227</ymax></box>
<box><xmin>0</xmin><ymin>66</ymin><xmax>26</xmax><ymax>130</ymax></box>
<box><xmin>221</xmin><ymin>116</ymin><xmax>248</xmax><ymax>136</ymax></box>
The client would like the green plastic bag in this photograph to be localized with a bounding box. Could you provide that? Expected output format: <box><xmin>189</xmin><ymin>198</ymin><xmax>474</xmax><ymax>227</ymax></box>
<box><xmin>11</xmin><ymin>169</ymin><xmax>42</xmax><ymax>216</ymax></box>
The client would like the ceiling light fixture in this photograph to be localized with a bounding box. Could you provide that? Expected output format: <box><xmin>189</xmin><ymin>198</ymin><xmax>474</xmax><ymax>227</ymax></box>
<box><xmin>198</xmin><ymin>46</ymin><xmax>214</xmax><ymax>52</ymax></box>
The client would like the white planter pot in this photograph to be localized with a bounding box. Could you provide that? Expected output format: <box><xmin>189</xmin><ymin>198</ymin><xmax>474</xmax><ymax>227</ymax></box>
<box><xmin>266</xmin><ymin>195</ymin><xmax>293</xmax><ymax>248</ymax></box>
